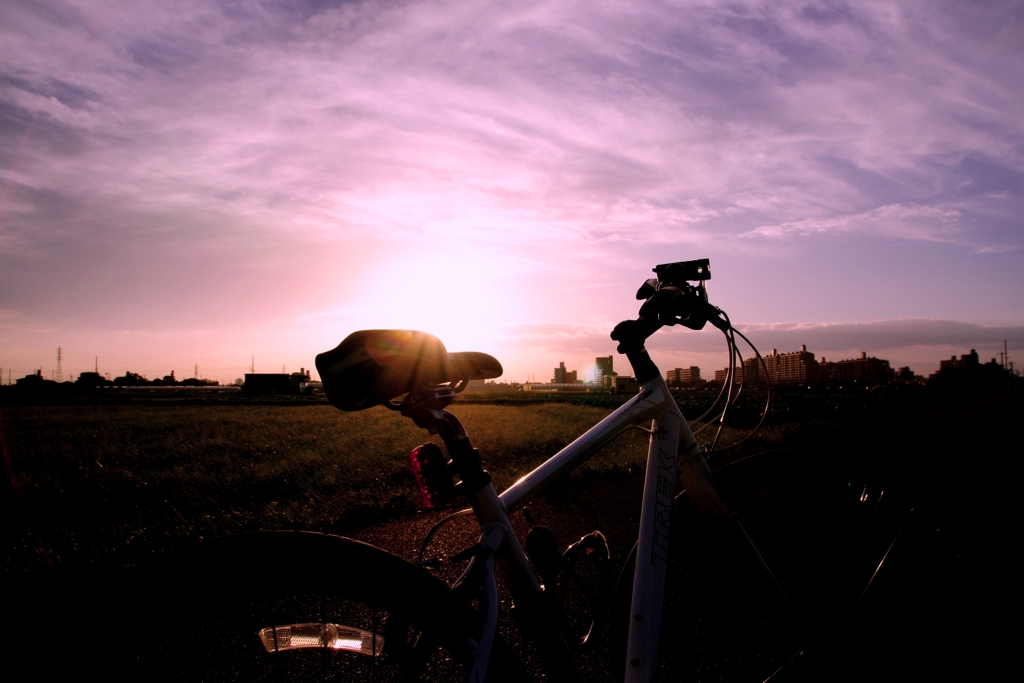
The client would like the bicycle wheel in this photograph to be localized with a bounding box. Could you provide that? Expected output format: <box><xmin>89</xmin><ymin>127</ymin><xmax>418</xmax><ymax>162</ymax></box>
<box><xmin>112</xmin><ymin>532</ymin><xmax>467</xmax><ymax>682</ymax></box>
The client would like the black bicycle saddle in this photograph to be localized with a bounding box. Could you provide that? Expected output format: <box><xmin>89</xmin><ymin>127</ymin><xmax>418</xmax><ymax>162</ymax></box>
<box><xmin>315</xmin><ymin>330</ymin><xmax>503</xmax><ymax>411</ymax></box>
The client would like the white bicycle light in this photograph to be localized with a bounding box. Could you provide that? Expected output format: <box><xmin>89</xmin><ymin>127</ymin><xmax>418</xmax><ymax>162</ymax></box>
<box><xmin>258</xmin><ymin>623</ymin><xmax>384</xmax><ymax>656</ymax></box>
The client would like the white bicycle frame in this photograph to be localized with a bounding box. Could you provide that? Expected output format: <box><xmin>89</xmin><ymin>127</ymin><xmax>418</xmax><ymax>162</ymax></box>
<box><xmin>455</xmin><ymin>372</ymin><xmax>724</xmax><ymax>683</ymax></box>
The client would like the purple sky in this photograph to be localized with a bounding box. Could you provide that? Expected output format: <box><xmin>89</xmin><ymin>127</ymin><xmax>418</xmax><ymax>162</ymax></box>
<box><xmin>2</xmin><ymin>0</ymin><xmax>1022</xmax><ymax>383</ymax></box>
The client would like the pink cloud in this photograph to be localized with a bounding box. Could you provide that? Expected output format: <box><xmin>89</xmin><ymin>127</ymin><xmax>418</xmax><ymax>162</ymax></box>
<box><xmin>1</xmin><ymin>1</ymin><xmax>1021</xmax><ymax>379</ymax></box>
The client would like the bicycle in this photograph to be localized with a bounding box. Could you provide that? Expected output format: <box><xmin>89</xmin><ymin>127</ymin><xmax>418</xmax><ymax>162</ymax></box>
<box><xmin>111</xmin><ymin>258</ymin><xmax>784</xmax><ymax>682</ymax></box>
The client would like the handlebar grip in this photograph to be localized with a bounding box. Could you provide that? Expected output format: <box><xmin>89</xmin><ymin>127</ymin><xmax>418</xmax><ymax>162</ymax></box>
<box><xmin>637</xmin><ymin>288</ymin><xmax>682</xmax><ymax>318</ymax></box>
<box><xmin>610</xmin><ymin>317</ymin><xmax>662</xmax><ymax>354</ymax></box>
<box><xmin>610</xmin><ymin>318</ymin><xmax>662</xmax><ymax>383</ymax></box>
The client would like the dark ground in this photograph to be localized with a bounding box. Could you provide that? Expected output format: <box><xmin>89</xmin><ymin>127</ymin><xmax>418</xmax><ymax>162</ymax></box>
<box><xmin>356</xmin><ymin>388</ymin><xmax>1017</xmax><ymax>682</ymax></box>
<box><xmin>1</xmin><ymin>385</ymin><xmax>1018</xmax><ymax>681</ymax></box>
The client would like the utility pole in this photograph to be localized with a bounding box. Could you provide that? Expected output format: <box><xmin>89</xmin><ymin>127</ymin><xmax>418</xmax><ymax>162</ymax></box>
<box><xmin>55</xmin><ymin>347</ymin><xmax>63</xmax><ymax>383</ymax></box>
<box><xmin>250</xmin><ymin>356</ymin><xmax>254</xmax><ymax>374</ymax></box>
<box><xmin>194</xmin><ymin>364</ymin><xmax>198</xmax><ymax>380</ymax></box>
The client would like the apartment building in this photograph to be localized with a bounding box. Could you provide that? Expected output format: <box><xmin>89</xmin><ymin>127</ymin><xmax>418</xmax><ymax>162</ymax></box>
<box><xmin>819</xmin><ymin>352</ymin><xmax>894</xmax><ymax>386</ymax></box>
<box><xmin>666</xmin><ymin>366</ymin><xmax>701</xmax><ymax>386</ymax></box>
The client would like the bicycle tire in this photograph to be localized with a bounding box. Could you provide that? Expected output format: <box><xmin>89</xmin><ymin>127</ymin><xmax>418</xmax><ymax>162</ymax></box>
<box><xmin>111</xmin><ymin>531</ymin><xmax>468</xmax><ymax>682</ymax></box>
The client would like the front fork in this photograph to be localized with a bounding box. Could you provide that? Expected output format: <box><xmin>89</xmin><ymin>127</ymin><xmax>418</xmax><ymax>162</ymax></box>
<box><xmin>461</xmin><ymin>472</ymin><xmax>584</xmax><ymax>682</ymax></box>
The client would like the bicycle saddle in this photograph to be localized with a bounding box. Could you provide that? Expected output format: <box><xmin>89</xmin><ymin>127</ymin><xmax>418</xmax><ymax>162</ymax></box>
<box><xmin>316</xmin><ymin>330</ymin><xmax>503</xmax><ymax>411</ymax></box>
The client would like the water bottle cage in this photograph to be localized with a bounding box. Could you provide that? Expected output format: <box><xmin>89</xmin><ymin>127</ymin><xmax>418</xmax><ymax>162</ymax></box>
<box><xmin>525</xmin><ymin>524</ymin><xmax>614</xmax><ymax>651</ymax></box>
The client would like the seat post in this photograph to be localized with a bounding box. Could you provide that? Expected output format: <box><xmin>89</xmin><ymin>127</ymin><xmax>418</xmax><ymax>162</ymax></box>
<box><xmin>403</xmin><ymin>403</ymin><xmax>491</xmax><ymax>495</ymax></box>
<box><xmin>435</xmin><ymin>410</ymin><xmax>493</xmax><ymax>494</ymax></box>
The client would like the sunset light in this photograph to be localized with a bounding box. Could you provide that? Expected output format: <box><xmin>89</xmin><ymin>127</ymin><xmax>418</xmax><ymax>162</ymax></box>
<box><xmin>2</xmin><ymin>5</ymin><xmax>1017</xmax><ymax>678</ymax></box>
<box><xmin>1</xmin><ymin>0</ymin><xmax>1020</xmax><ymax>382</ymax></box>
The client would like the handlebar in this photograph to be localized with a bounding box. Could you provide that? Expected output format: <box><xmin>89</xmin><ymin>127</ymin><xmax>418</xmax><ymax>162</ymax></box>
<box><xmin>612</xmin><ymin>258</ymin><xmax>731</xmax><ymax>381</ymax></box>
<box><xmin>637</xmin><ymin>283</ymin><xmax>729</xmax><ymax>332</ymax></box>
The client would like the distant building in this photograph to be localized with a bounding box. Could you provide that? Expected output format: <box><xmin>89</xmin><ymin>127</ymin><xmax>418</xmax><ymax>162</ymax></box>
<box><xmin>606</xmin><ymin>376</ymin><xmax>640</xmax><ymax>394</ymax></box>
<box><xmin>666</xmin><ymin>366</ymin><xmax>701</xmax><ymax>386</ymax></box>
<box><xmin>152</xmin><ymin>370</ymin><xmax>177</xmax><ymax>386</ymax></box>
<box><xmin>524</xmin><ymin>382</ymin><xmax>589</xmax><ymax>393</ymax></box>
<box><xmin>742</xmin><ymin>358</ymin><xmax>761</xmax><ymax>384</ymax></box>
<box><xmin>15</xmin><ymin>370</ymin><xmax>52</xmax><ymax>388</ymax></box>
<box><xmin>553</xmin><ymin>362</ymin><xmax>566</xmax><ymax>383</ymax></box>
<box><xmin>595</xmin><ymin>356</ymin><xmax>614</xmax><ymax>384</ymax></box>
<box><xmin>243</xmin><ymin>368</ymin><xmax>312</xmax><ymax>395</ymax></box>
<box><xmin>928</xmin><ymin>349</ymin><xmax>1014</xmax><ymax>389</ymax></box>
<box><xmin>552</xmin><ymin>362</ymin><xmax>579</xmax><ymax>384</ymax></box>
<box><xmin>939</xmin><ymin>350</ymin><xmax>980</xmax><ymax>372</ymax></box>
<box><xmin>820</xmin><ymin>352</ymin><xmax>894</xmax><ymax>386</ymax></box>
<box><xmin>301</xmin><ymin>380</ymin><xmax>323</xmax><ymax>395</ymax></box>
<box><xmin>763</xmin><ymin>345</ymin><xmax>820</xmax><ymax>384</ymax></box>
<box><xmin>715</xmin><ymin>346</ymin><xmax>817</xmax><ymax>385</ymax></box>
<box><xmin>713</xmin><ymin>357</ymin><xmax>762</xmax><ymax>385</ymax></box>
<box><xmin>896</xmin><ymin>366</ymin><xmax>917</xmax><ymax>381</ymax></box>
<box><xmin>465</xmin><ymin>379</ymin><xmax>521</xmax><ymax>392</ymax></box>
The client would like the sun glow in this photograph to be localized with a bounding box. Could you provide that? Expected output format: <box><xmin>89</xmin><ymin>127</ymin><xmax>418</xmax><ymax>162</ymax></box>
<box><xmin>347</xmin><ymin>245</ymin><xmax>529</xmax><ymax>357</ymax></box>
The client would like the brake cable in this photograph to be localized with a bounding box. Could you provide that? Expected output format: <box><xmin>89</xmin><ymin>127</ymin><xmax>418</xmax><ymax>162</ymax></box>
<box><xmin>708</xmin><ymin>313</ymin><xmax>740</xmax><ymax>453</ymax></box>
<box><xmin>685</xmin><ymin>324</ymin><xmax>735</xmax><ymax>427</ymax></box>
<box><xmin>416</xmin><ymin>507</ymin><xmax>476</xmax><ymax>564</ymax></box>
<box><xmin>708</xmin><ymin>325</ymin><xmax>772</xmax><ymax>454</ymax></box>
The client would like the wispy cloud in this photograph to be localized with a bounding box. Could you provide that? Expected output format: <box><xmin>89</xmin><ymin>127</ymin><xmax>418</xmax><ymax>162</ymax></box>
<box><xmin>742</xmin><ymin>203</ymin><xmax>963</xmax><ymax>242</ymax></box>
<box><xmin>1</xmin><ymin>0</ymin><xmax>1021</xmax><ymax>378</ymax></box>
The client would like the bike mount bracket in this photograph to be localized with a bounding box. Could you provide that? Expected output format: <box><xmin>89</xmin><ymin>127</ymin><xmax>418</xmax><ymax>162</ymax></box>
<box><xmin>403</xmin><ymin>404</ymin><xmax>492</xmax><ymax>495</ymax></box>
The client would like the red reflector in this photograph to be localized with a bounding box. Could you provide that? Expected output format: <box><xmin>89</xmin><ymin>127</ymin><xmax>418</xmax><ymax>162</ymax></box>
<box><xmin>408</xmin><ymin>443</ymin><xmax>455</xmax><ymax>509</ymax></box>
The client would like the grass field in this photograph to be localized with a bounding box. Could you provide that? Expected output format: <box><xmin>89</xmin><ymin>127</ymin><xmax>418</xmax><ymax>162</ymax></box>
<box><xmin>1</xmin><ymin>402</ymin><xmax>659</xmax><ymax>573</ymax></box>
<box><xmin>2</xmin><ymin>384</ymin><xmax>1013</xmax><ymax>579</ymax></box>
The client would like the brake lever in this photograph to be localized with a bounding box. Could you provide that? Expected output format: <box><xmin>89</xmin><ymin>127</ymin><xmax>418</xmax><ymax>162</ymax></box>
<box><xmin>636</xmin><ymin>284</ymin><xmax>730</xmax><ymax>332</ymax></box>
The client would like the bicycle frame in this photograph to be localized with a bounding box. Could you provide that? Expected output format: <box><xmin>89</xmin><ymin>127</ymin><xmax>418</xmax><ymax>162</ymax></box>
<box><xmin>449</xmin><ymin>373</ymin><xmax>714</xmax><ymax>683</ymax></box>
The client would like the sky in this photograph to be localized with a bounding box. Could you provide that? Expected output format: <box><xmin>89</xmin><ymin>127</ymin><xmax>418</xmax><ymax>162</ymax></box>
<box><xmin>1</xmin><ymin>0</ymin><xmax>1022</xmax><ymax>384</ymax></box>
